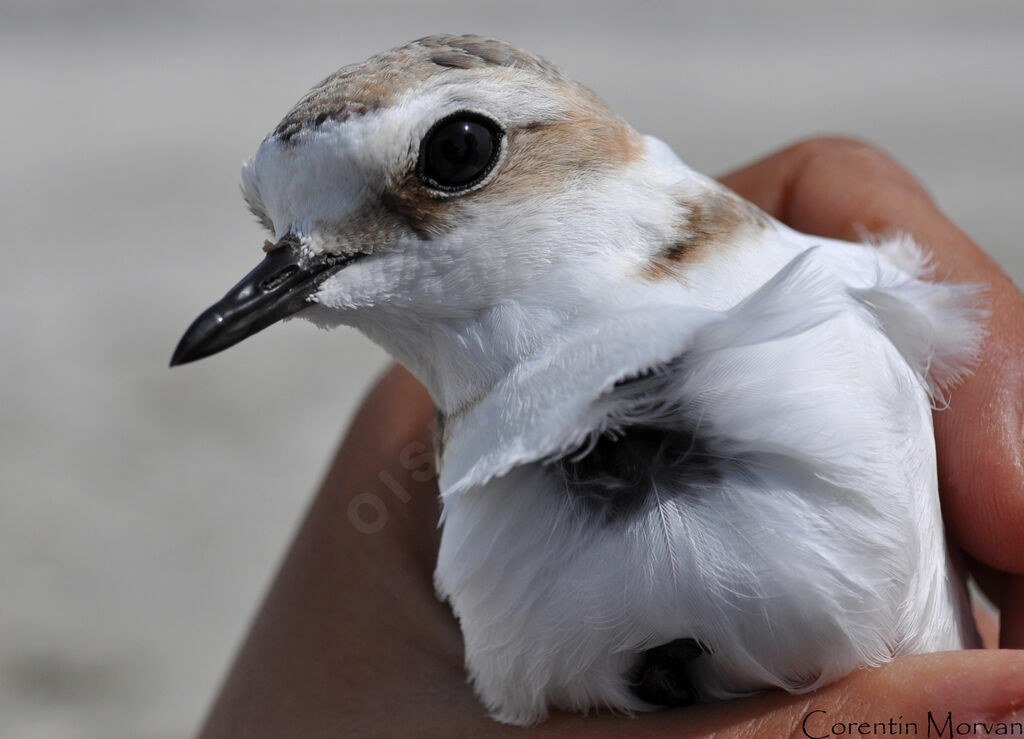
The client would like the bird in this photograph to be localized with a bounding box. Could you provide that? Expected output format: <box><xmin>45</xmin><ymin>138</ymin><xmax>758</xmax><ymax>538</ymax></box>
<box><xmin>171</xmin><ymin>35</ymin><xmax>986</xmax><ymax>726</ymax></box>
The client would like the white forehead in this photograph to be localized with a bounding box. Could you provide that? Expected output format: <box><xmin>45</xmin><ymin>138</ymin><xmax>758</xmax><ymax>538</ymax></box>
<box><xmin>241</xmin><ymin>68</ymin><xmax>570</xmax><ymax>241</ymax></box>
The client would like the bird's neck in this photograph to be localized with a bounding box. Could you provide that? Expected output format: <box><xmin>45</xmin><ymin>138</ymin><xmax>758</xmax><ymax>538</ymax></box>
<box><xmin>356</xmin><ymin>286</ymin><xmax>640</xmax><ymax>414</ymax></box>
<box><xmin>348</xmin><ymin>138</ymin><xmax>793</xmax><ymax>414</ymax></box>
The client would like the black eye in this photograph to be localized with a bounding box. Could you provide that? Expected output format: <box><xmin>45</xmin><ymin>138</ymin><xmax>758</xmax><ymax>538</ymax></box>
<box><xmin>419</xmin><ymin>113</ymin><xmax>503</xmax><ymax>192</ymax></box>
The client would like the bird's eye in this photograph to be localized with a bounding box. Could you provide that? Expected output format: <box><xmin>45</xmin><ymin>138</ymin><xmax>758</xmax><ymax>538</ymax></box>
<box><xmin>418</xmin><ymin>113</ymin><xmax>503</xmax><ymax>192</ymax></box>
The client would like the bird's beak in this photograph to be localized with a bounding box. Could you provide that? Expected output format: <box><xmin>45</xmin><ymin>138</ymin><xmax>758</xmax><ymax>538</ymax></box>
<box><xmin>170</xmin><ymin>237</ymin><xmax>356</xmax><ymax>366</ymax></box>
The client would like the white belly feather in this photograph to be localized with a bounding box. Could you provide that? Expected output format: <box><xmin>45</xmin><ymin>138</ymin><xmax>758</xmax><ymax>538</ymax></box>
<box><xmin>434</xmin><ymin>239</ymin><xmax>982</xmax><ymax>726</ymax></box>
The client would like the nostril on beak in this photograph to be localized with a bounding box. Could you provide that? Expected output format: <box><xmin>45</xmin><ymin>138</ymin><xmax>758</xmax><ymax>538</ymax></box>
<box><xmin>258</xmin><ymin>265</ymin><xmax>299</xmax><ymax>292</ymax></box>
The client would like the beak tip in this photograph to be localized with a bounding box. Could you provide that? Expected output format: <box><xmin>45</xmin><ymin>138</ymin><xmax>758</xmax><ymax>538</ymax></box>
<box><xmin>169</xmin><ymin>310</ymin><xmax>222</xmax><ymax>368</ymax></box>
<box><xmin>168</xmin><ymin>241</ymin><xmax>331</xmax><ymax>370</ymax></box>
<box><xmin>169</xmin><ymin>337</ymin><xmax>200</xmax><ymax>367</ymax></box>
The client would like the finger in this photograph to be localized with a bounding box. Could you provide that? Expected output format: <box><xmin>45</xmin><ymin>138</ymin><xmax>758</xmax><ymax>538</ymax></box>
<box><xmin>527</xmin><ymin>651</ymin><xmax>1024</xmax><ymax>738</ymax></box>
<box><xmin>319</xmin><ymin>363</ymin><xmax>440</xmax><ymax>566</ymax></box>
<box><xmin>720</xmin><ymin>138</ymin><xmax>1024</xmax><ymax>597</ymax></box>
<box><xmin>975</xmin><ymin>604</ymin><xmax>1000</xmax><ymax>650</ymax></box>
<box><xmin>718</xmin><ymin>136</ymin><xmax>933</xmax><ymax>222</ymax></box>
<box><xmin>199</xmin><ymin>364</ymin><xmax>460</xmax><ymax>737</ymax></box>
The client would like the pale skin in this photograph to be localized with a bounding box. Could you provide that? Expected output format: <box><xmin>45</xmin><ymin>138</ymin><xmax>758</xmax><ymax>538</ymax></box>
<box><xmin>200</xmin><ymin>138</ymin><xmax>1024</xmax><ymax>737</ymax></box>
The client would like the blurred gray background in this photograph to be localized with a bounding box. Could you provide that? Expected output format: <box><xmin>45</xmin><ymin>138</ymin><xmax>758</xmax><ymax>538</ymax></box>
<box><xmin>2</xmin><ymin>1</ymin><xmax>1021</xmax><ymax>736</ymax></box>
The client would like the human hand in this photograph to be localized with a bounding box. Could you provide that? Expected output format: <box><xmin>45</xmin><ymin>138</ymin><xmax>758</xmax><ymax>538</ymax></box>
<box><xmin>200</xmin><ymin>138</ymin><xmax>1024</xmax><ymax>737</ymax></box>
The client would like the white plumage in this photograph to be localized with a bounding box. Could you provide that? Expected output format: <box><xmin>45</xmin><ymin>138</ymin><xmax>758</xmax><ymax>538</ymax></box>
<box><xmin>174</xmin><ymin>35</ymin><xmax>985</xmax><ymax>726</ymax></box>
<box><xmin>434</xmin><ymin>241</ymin><xmax>981</xmax><ymax>723</ymax></box>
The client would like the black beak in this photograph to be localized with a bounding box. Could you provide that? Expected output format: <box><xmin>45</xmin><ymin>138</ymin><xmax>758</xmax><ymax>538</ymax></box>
<box><xmin>170</xmin><ymin>240</ymin><xmax>358</xmax><ymax>366</ymax></box>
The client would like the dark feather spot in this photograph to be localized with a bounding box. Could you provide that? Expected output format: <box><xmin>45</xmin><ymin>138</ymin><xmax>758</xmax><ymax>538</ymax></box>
<box><xmin>556</xmin><ymin>422</ymin><xmax>720</xmax><ymax>523</ymax></box>
<box><xmin>430</xmin><ymin>50</ymin><xmax>477</xmax><ymax>69</ymax></box>
<box><xmin>630</xmin><ymin>638</ymin><xmax>705</xmax><ymax>706</ymax></box>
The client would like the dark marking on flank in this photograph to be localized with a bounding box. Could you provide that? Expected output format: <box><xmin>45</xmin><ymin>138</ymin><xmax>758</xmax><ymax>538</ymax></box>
<box><xmin>556</xmin><ymin>423</ymin><xmax>721</xmax><ymax>524</ymax></box>
<box><xmin>630</xmin><ymin>638</ymin><xmax>705</xmax><ymax>706</ymax></box>
<box><xmin>550</xmin><ymin>355</ymin><xmax>729</xmax><ymax>524</ymax></box>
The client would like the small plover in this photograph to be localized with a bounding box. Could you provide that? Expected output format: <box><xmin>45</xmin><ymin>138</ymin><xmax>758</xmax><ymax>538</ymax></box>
<box><xmin>172</xmin><ymin>35</ymin><xmax>985</xmax><ymax>726</ymax></box>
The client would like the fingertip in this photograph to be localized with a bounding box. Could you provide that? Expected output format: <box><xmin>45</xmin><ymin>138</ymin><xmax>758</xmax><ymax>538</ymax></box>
<box><xmin>717</xmin><ymin>137</ymin><xmax>932</xmax><ymax>225</ymax></box>
<box><xmin>780</xmin><ymin>139</ymin><xmax>934</xmax><ymax>237</ymax></box>
<box><xmin>805</xmin><ymin>652</ymin><xmax>1024</xmax><ymax>730</ymax></box>
<box><xmin>936</xmin><ymin>336</ymin><xmax>1024</xmax><ymax>574</ymax></box>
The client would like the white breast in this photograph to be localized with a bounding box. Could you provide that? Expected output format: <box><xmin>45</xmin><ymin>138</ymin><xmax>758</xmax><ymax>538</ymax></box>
<box><xmin>434</xmin><ymin>238</ymin><xmax>982</xmax><ymax>725</ymax></box>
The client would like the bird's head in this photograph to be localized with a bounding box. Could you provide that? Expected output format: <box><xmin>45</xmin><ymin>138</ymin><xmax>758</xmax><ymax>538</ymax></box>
<box><xmin>171</xmin><ymin>35</ymin><xmax>757</xmax><ymax>408</ymax></box>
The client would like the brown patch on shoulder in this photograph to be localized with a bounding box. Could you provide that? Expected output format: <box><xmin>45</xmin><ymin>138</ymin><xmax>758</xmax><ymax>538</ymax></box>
<box><xmin>644</xmin><ymin>189</ymin><xmax>775</xmax><ymax>280</ymax></box>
